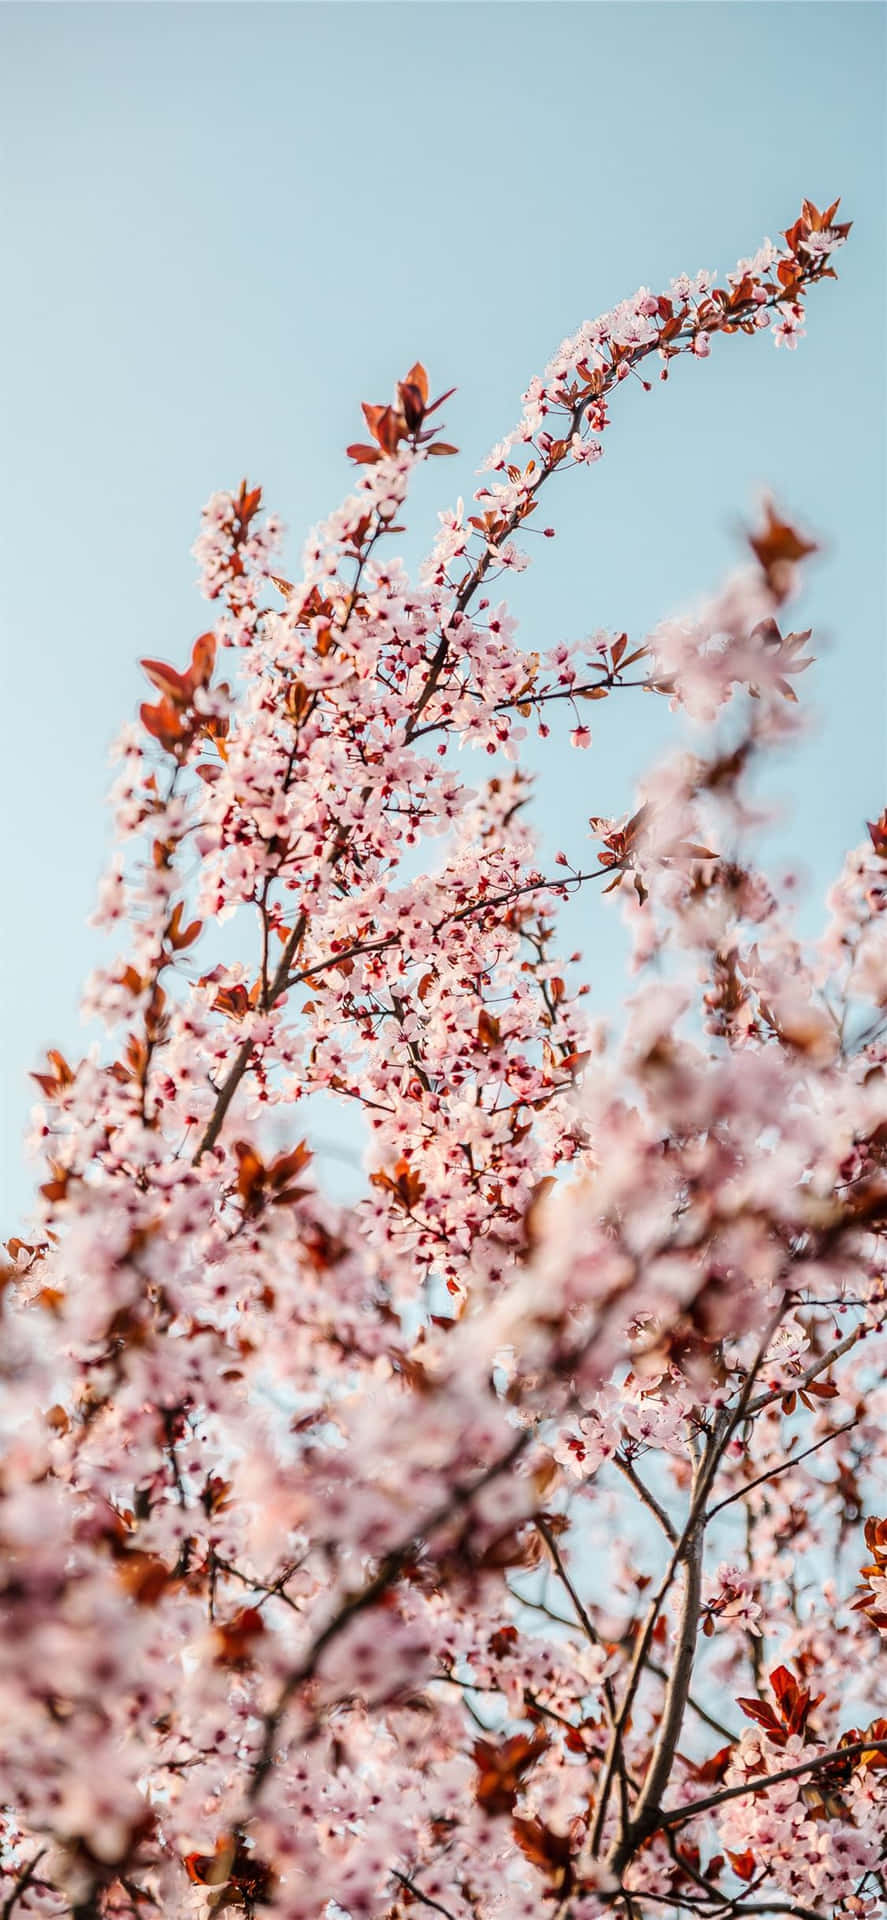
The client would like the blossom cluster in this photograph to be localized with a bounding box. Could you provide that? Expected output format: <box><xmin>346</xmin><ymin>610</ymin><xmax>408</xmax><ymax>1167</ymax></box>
<box><xmin>3</xmin><ymin>198</ymin><xmax>886</xmax><ymax>1920</ymax></box>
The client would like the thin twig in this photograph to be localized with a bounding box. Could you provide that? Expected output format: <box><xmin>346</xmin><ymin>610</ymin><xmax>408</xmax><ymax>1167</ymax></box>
<box><xmin>706</xmin><ymin>1418</ymin><xmax>858</xmax><ymax>1520</ymax></box>
<box><xmin>391</xmin><ymin>1872</ymin><xmax>458</xmax><ymax>1920</ymax></box>
<box><xmin>614</xmin><ymin>1452</ymin><xmax>679</xmax><ymax>1543</ymax></box>
<box><xmin>742</xmin><ymin>1327</ymin><xmax>864</xmax><ymax>1418</ymax></box>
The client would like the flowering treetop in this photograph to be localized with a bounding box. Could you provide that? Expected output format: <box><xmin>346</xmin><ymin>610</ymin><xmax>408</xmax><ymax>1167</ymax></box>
<box><xmin>4</xmin><ymin>195</ymin><xmax>887</xmax><ymax>1920</ymax></box>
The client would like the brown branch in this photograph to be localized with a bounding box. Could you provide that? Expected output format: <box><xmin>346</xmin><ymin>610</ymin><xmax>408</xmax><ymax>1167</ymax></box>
<box><xmin>535</xmin><ymin>1515</ymin><xmax>605</xmax><ymax>1652</ymax></box>
<box><xmin>589</xmin><ymin>1302</ymin><xmax>786</xmax><ymax>1864</ymax></box>
<box><xmin>655</xmin><ymin>1738</ymin><xmax>887</xmax><ymax>1833</ymax></box>
<box><xmin>2</xmin><ymin>1853</ymin><xmax>48</xmax><ymax>1920</ymax></box>
<box><xmin>535</xmin><ymin>1514</ymin><xmax>634</xmax><ymax>1834</ymax></box>
<box><xmin>607</xmin><ymin>1508</ymin><xmax>705</xmax><ymax>1872</ymax></box>
<box><xmin>742</xmin><ymin>1326</ymin><xmax>865</xmax><ymax>1418</ymax></box>
<box><xmin>705</xmin><ymin>1417</ymin><xmax>858</xmax><ymax>1521</ymax></box>
<box><xmin>209</xmin><ymin>1551</ymin><xmax>306</xmax><ymax>1613</ymax></box>
<box><xmin>615</xmin><ymin>1892</ymin><xmax>827</xmax><ymax>1920</ymax></box>
<box><xmin>194</xmin><ymin>906</ymin><xmax>309</xmax><ymax>1161</ymax></box>
<box><xmin>391</xmin><ymin>1871</ymin><xmax>459</xmax><ymax>1920</ymax></box>
<box><xmin>507</xmin><ymin>1580</ymin><xmax>737</xmax><ymax>1745</ymax></box>
<box><xmin>614</xmin><ymin>1452</ymin><xmax>679</xmax><ymax>1544</ymax></box>
<box><xmin>587</xmin><ymin>1508</ymin><xmax>697</xmax><ymax>1860</ymax></box>
<box><xmin>407</xmin><ymin>672</ymin><xmax>655</xmax><ymax>745</ymax></box>
<box><xmin>283</xmin><ymin>863</ymin><xmax>609</xmax><ymax>993</ymax></box>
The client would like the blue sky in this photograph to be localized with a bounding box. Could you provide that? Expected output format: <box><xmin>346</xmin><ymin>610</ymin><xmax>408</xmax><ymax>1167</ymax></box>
<box><xmin>1</xmin><ymin>2</ymin><xmax>884</xmax><ymax>1220</ymax></box>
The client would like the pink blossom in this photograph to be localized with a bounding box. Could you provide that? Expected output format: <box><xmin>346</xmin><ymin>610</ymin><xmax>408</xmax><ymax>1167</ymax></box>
<box><xmin>2</xmin><ymin>198</ymin><xmax>878</xmax><ymax>1920</ymax></box>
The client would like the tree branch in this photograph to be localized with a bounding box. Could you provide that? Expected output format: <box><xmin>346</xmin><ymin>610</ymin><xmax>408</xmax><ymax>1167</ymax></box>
<box><xmin>1</xmin><ymin>1853</ymin><xmax>48</xmax><ymax>1920</ymax></box>
<box><xmin>705</xmin><ymin>1417</ymin><xmax>858</xmax><ymax>1521</ymax></box>
<box><xmin>656</xmin><ymin>1739</ymin><xmax>887</xmax><ymax>1833</ymax></box>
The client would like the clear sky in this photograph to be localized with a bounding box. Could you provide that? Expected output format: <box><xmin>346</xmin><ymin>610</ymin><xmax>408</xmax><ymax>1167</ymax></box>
<box><xmin>1</xmin><ymin>2</ymin><xmax>884</xmax><ymax>1222</ymax></box>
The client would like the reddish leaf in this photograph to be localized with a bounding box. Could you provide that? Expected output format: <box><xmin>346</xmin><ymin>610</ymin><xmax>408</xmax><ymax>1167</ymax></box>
<box><xmin>511</xmin><ymin>1816</ymin><xmax>572</xmax><ymax>1889</ymax></box>
<box><xmin>188</xmin><ymin>631</ymin><xmax>216</xmax><ymax>691</ymax></box>
<box><xmin>748</xmin><ymin>502</ymin><xmax>818</xmax><ymax>593</ymax></box>
<box><xmin>727</xmin><ymin>1850</ymin><xmax>757</xmax><ymax>1883</ymax></box>
<box><xmin>473</xmin><ymin>1732</ymin><xmax>548</xmax><ymax>1814</ymax></box>
<box><xmin>403</xmin><ymin>361</ymin><xmax>429</xmax><ymax>404</ymax></box>
<box><xmin>476</xmin><ymin>1009</ymin><xmax>501</xmax><ymax>1050</ymax></box>
<box><xmin>213</xmin><ymin>1606</ymin><xmax>266</xmax><ymax>1667</ymax></box>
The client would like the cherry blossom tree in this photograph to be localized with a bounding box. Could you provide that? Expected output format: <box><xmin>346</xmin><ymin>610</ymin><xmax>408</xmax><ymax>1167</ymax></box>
<box><xmin>4</xmin><ymin>195</ymin><xmax>887</xmax><ymax>1920</ymax></box>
